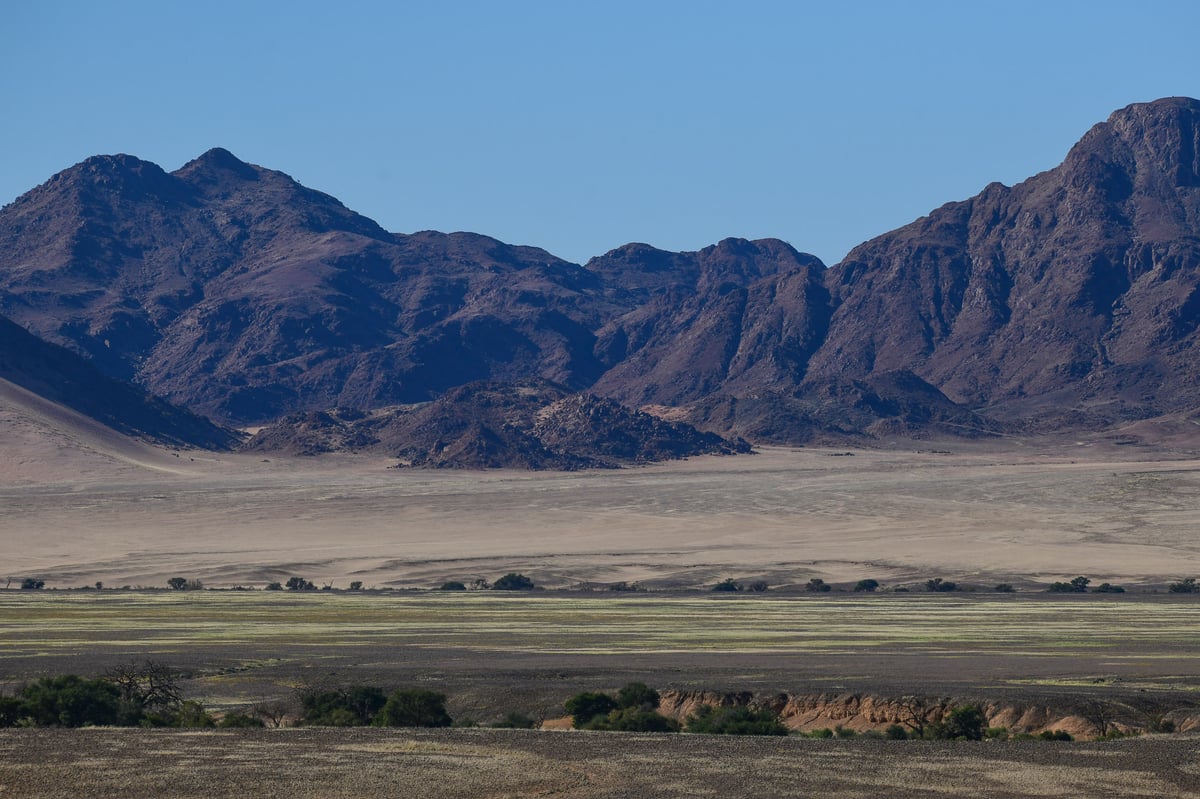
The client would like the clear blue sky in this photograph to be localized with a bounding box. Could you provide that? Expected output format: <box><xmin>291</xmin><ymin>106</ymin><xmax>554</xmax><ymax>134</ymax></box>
<box><xmin>4</xmin><ymin>1</ymin><xmax>1200</xmax><ymax>266</ymax></box>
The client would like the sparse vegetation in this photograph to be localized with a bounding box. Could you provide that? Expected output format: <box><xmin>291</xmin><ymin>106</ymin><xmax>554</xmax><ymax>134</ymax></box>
<box><xmin>711</xmin><ymin>578</ymin><xmax>742</xmax><ymax>592</ymax></box>
<box><xmin>1048</xmin><ymin>576</ymin><xmax>1090</xmax><ymax>593</ymax></box>
<box><xmin>1093</xmin><ymin>582</ymin><xmax>1125</xmax><ymax>593</ymax></box>
<box><xmin>994</xmin><ymin>583</ymin><xmax>1015</xmax><ymax>593</ymax></box>
<box><xmin>1168</xmin><ymin>577</ymin><xmax>1198</xmax><ymax>593</ymax></box>
<box><xmin>805</xmin><ymin>578</ymin><xmax>831</xmax><ymax>593</ymax></box>
<box><xmin>925</xmin><ymin>578</ymin><xmax>958</xmax><ymax>592</ymax></box>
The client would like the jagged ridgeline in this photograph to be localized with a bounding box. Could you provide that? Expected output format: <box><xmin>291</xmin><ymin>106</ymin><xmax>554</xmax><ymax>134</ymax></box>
<box><xmin>2</xmin><ymin>97</ymin><xmax>1199</xmax><ymax>461</ymax></box>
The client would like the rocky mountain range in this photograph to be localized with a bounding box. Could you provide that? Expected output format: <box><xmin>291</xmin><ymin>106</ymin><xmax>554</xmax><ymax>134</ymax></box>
<box><xmin>1</xmin><ymin>97</ymin><xmax>1198</xmax><ymax>463</ymax></box>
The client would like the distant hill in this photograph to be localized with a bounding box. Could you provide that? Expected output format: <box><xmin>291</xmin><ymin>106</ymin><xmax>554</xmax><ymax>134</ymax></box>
<box><xmin>2</xmin><ymin>97</ymin><xmax>1199</xmax><ymax>458</ymax></box>
<box><xmin>243</xmin><ymin>381</ymin><xmax>749</xmax><ymax>469</ymax></box>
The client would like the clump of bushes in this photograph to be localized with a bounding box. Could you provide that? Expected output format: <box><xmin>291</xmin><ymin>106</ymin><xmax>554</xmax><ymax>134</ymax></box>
<box><xmin>925</xmin><ymin>578</ymin><xmax>959</xmax><ymax>593</ymax></box>
<box><xmin>297</xmin><ymin>684</ymin><xmax>452</xmax><ymax>728</ymax></box>
<box><xmin>711</xmin><ymin>579</ymin><xmax>742</xmax><ymax>593</ymax></box>
<box><xmin>0</xmin><ymin>662</ymin><xmax>220</xmax><ymax>729</ymax></box>
<box><xmin>805</xmin><ymin>578</ymin><xmax>832</xmax><ymax>593</ymax></box>
<box><xmin>1169</xmin><ymin>577</ymin><xmax>1198</xmax><ymax>593</ymax></box>
<box><xmin>564</xmin><ymin>683</ymin><xmax>680</xmax><ymax>732</ymax></box>
<box><xmin>854</xmin><ymin>579</ymin><xmax>879</xmax><ymax>592</ymax></box>
<box><xmin>685</xmin><ymin>705</ymin><xmax>788</xmax><ymax>736</ymax></box>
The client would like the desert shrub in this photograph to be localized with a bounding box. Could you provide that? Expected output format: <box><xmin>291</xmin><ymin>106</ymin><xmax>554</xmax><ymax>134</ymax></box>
<box><xmin>884</xmin><ymin>724</ymin><xmax>908</xmax><ymax>740</ymax></box>
<box><xmin>616</xmin><ymin>682</ymin><xmax>660</xmax><ymax>711</ymax></box>
<box><xmin>218</xmin><ymin>711</ymin><xmax>265</xmax><ymax>728</ymax></box>
<box><xmin>0</xmin><ymin>695</ymin><xmax>24</xmax><ymax>727</ymax></box>
<box><xmin>859</xmin><ymin>729</ymin><xmax>885</xmax><ymax>740</ymax></box>
<box><xmin>565</xmin><ymin>692</ymin><xmax>618</xmax><ymax>728</ymax></box>
<box><xmin>994</xmin><ymin>583</ymin><xmax>1015</xmax><ymax>593</ymax></box>
<box><xmin>591</xmin><ymin>706</ymin><xmax>680</xmax><ymax>732</ymax></box>
<box><xmin>854</xmin><ymin>579</ymin><xmax>880</xmax><ymax>592</ymax></box>
<box><xmin>834</xmin><ymin>725</ymin><xmax>857</xmax><ymax>739</ymax></box>
<box><xmin>18</xmin><ymin>675</ymin><xmax>123</xmax><ymax>727</ymax></box>
<box><xmin>1039</xmin><ymin>729</ymin><xmax>1073</xmax><ymax>741</ymax></box>
<box><xmin>1168</xmin><ymin>577</ymin><xmax>1198</xmax><ymax>593</ymax></box>
<box><xmin>491</xmin><ymin>711</ymin><xmax>536</xmax><ymax>729</ymax></box>
<box><xmin>493</xmin><ymin>573</ymin><xmax>535</xmax><ymax>591</ymax></box>
<box><xmin>685</xmin><ymin>705</ymin><xmax>788</xmax><ymax>736</ymax></box>
<box><xmin>607</xmin><ymin>581</ymin><xmax>644</xmax><ymax>592</ymax></box>
<box><xmin>984</xmin><ymin>726</ymin><xmax>1009</xmax><ymax>740</ymax></box>
<box><xmin>439</xmin><ymin>581</ymin><xmax>466</xmax><ymax>591</ymax></box>
<box><xmin>711</xmin><ymin>578</ymin><xmax>742</xmax><ymax>592</ymax></box>
<box><xmin>374</xmin><ymin>689</ymin><xmax>452</xmax><ymax>728</ymax></box>
<box><xmin>1048</xmin><ymin>576</ymin><xmax>1090</xmax><ymax>593</ymax></box>
<box><xmin>1093</xmin><ymin>582</ymin><xmax>1125</xmax><ymax>593</ymax></box>
<box><xmin>169</xmin><ymin>700</ymin><xmax>215</xmax><ymax>728</ymax></box>
<box><xmin>930</xmin><ymin>705</ymin><xmax>985</xmax><ymax>740</ymax></box>
<box><xmin>807</xmin><ymin>727</ymin><xmax>834</xmax><ymax>739</ymax></box>
<box><xmin>299</xmin><ymin>685</ymin><xmax>387</xmax><ymax>726</ymax></box>
<box><xmin>747</xmin><ymin>581</ymin><xmax>769</xmax><ymax>592</ymax></box>
<box><xmin>805</xmin><ymin>578</ymin><xmax>831</xmax><ymax>593</ymax></box>
<box><xmin>20</xmin><ymin>578</ymin><xmax>45</xmax><ymax>590</ymax></box>
<box><xmin>925</xmin><ymin>578</ymin><xmax>958</xmax><ymax>593</ymax></box>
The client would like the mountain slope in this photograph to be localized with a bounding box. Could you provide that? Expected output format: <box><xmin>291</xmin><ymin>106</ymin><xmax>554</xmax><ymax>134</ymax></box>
<box><xmin>808</xmin><ymin>97</ymin><xmax>1200</xmax><ymax>428</ymax></box>
<box><xmin>0</xmin><ymin>314</ymin><xmax>237</xmax><ymax>449</ymax></box>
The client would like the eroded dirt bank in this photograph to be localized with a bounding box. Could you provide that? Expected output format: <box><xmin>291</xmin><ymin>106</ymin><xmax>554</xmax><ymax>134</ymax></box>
<box><xmin>654</xmin><ymin>690</ymin><xmax>1200</xmax><ymax>739</ymax></box>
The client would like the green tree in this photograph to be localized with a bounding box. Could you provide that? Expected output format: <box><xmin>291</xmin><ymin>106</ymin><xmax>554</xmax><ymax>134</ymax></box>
<box><xmin>286</xmin><ymin>576</ymin><xmax>316</xmax><ymax>591</ymax></box>
<box><xmin>19</xmin><ymin>675</ymin><xmax>122</xmax><ymax>727</ymax></box>
<box><xmin>439</xmin><ymin>581</ymin><xmax>466</xmax><ymax>591</ymax></box>
<box><xmin>20</xmin><ymin>578</ymin><xmax>45</xmax><ymax>590</ymax></box>
<box><xmin>616</xmin><ymin>682</ymin><xmax>660</xmax><ymax>711</ymax></box>
<box><xmin>1168</xmin><ymin>577</ymin><xmax>1198</xmax><ymax>593</ymax></box>
<box><xmin>805</xmin><ymin>578</ymin><xmax>832</xmax><ymax>593</ymax></box>
<box><xmin>298</xmin><ymin>685</ymin><xmax>387</xmax><ymax>726</ymax></box>
<box><xmin>931</xmin><ymin>705</ymin><xmax>986</xmax><ymax>740</ymax></box>
<box><xmin>854</xmin><ymin>579</ymin><xmax>880</xmax><ymax>592</ymax></box>
<box><xmin>374</xmin><ymin>689</ymin><xmax>453</xmax><ymax>728</ymax></box>
<box><xmin>564</xmin><ymin>692</ymin><xmax>618</xmax><ymax>728</ymax></box>
<box><xmin>493</xmin><ymin>573</ymin><xmax>535</xmax><ymax>591</ymax></box>
<box><xmin>925</xmin><ymin>578</ymin><xmax>958</xmax><ymax>592</ymax></box>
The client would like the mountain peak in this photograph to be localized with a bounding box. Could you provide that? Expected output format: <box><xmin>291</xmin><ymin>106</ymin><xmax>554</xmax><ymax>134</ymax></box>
<box><xmin>175</xmin><ymin>147</ymin><xmax>260</xmax><ymax>182</ymax></box>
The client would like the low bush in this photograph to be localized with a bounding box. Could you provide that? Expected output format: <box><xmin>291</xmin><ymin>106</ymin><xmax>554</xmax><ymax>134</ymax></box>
<box><xmin>374</xmin><ymin>689</ymin><xmax>452</xmax><ymax>728</ymax></box>
<box><xmin>493</xmin><ymin>573</ymin><xmax>535</xmax><ymax>591</ymax></box>
<box><xmin>1168</xmin><ymin>577</ymin><xmax>1198</xmax><ymax>593</ymax></box>
<box><xmin>711</xmin><ymin>578</ymin><xmax>742</xmax><ymax>593</ymax></box>
<box><xmin>854</xmin><ymin>579</ymin><xmax>879</xmax><ymax>592</ymax></box>
<box><xmin>1048</xmin><ymin>576</ymin><xmax>1090</xmax><ymax>593</ymax></box>
<box><xmin>805</xmin><ymin>578</ymin><xmax>831</xmax><ymax>593</ymax></box>
<box><xmin>685</xmin><ymin>705</ymin><xmax>788</xmax><ymax>736</ymax></box>
<box><xmin>491</xmin><ymin>712</ymin><xmax>536</xmax><ymax>729</ymax></box>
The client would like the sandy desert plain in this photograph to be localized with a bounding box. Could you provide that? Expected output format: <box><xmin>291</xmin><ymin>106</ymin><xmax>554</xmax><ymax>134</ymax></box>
<box><xmin>3</xmin><ymin>410</ymin><xmax>1200</xmax><ymax>797</ymax></box>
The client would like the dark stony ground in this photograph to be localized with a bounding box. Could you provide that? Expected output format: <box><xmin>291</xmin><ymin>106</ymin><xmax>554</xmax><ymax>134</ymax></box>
<box><xmin>2</xmin><ymin>727</ymin><xmax>1199</xmax><ymax>798</ymax></box>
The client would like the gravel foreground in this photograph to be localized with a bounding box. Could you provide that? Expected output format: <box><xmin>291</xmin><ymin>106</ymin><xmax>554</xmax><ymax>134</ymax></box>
<box><xmin>2</xmin><ymin>728</ymin><xmax>1199</xmax><ymax>798</ymax></box>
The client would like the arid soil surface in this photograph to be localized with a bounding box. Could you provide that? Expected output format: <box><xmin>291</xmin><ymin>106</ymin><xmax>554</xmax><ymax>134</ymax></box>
<box><xmin>3</xmin><ymin>728</ymin><xmax>1200</xmax><ymax>799</ymax></box>
<box><xmin>4</xmin><ymin>439</ymin><xmax>1200</xmax><ymax>592</ymax></box>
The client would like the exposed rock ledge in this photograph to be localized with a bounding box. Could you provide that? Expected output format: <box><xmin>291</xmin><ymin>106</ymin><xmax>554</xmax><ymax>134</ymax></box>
<box><xmin>653</xmin><ymin>690</ymin><xmax>1200</xmax><ymax>740</ymax></box>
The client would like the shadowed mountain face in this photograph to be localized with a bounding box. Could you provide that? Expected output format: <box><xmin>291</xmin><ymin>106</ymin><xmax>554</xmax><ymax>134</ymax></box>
<box><xmin>0</xmin><ymin>314</ymin><xmax>237</xmax><ymax>449</ymax></box>
<box><xmin>809</xmin><ymin>97</ymin><xmax>1200</xmax><ymax>429</ymax></box>
<box><xmin>1</xmin><ymin>97</ymin><xmax>1199</xmax><ymax>451</ymax></box>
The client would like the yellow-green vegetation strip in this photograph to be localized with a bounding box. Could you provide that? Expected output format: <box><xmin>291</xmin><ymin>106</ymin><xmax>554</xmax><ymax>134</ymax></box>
<box><xmin>0</xmin><ymin>593</ymin><xmax>1197</xmax><ymax>659</ymax></box>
